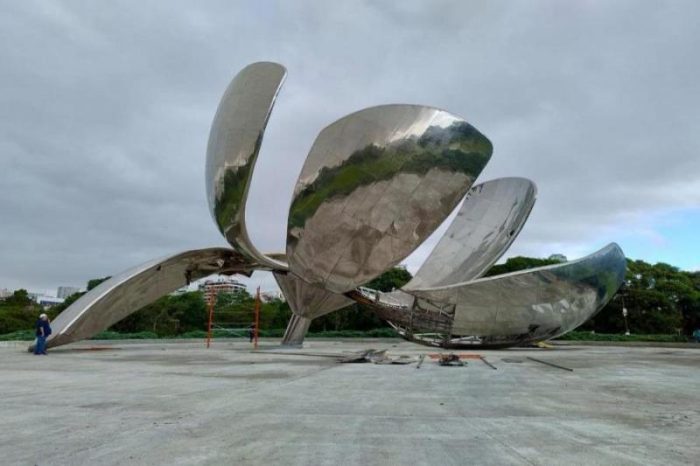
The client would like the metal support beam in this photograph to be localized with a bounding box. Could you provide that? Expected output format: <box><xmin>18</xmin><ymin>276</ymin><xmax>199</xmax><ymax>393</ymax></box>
<box><xmin>281</xmin><ymin>314</ymin><xmax>312</xmax><ymax>347</ymax></box>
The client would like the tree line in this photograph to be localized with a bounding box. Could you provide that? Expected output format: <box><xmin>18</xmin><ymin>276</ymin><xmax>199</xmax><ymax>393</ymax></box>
<box><xmin>1</xmin><ymin>257</ymin><xmax>698</xmax><ymax>338</ymax></box>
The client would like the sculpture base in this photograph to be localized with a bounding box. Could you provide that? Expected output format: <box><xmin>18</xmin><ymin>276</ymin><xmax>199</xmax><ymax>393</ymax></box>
<box><xmin>281</xmin><ymin>314</ymin><xmax>312</xmax><ymax>346</ymax></box>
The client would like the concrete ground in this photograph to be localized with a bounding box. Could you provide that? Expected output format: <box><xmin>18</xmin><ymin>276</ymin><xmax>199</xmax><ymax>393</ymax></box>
<box><xmin>1</xmin><ymin>339</ymin><xmax>698</xmax><ymax>466</ymax></box>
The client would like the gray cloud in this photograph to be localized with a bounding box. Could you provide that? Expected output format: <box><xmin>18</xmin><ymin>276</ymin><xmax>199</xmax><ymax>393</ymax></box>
<box><xmin>1</xmin><ymin>0</ymin><xmax>698</xmax><ymax>295</ymax></box>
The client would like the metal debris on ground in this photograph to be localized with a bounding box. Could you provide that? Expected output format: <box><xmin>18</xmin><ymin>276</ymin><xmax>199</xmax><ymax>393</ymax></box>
<box><xmin>384</xmin><ymin>356</ymin><xmax>415</xmax><ymax>365</ymax></box>
<box><xmin>479</xmin><ymin>356</ymin><xmax>497</xmax><ymax>370</ymax></box>
<box><xmin>338</xmin><ymin>349</ymin><xmax>384</xmax><ymax>363</ymax></box>
<box><xmin>437</xmin><ymin>353</ymin><xmax>465</xmax><ymax>367</ymax></box>
<box><xmin>501</xmin><ymin>358</ymin><xmax>524</xmax><ymax>363</ymax></box>
<box><xmin>526</xmin><ymin>356</ymin><xmax>574</xmax><ymax>372</ymax></box>
<box><xmin>428</xmin><ymin>353</ymin><xmax>482</xmax><ymax>360</ymax></box>
<box><xmin>372</xmin><ymin>352</ymin><xmax>414</xmax><ymax>365</ymax></box>
<box><xmin>337</xmin><ymin>349</ymin><xmax>414</xmax><ymax>365</ymax></box>
<box><xmin>255</xmin><ymin>350</ymin><xmax>346</xmax><ymax>359</ymax></box>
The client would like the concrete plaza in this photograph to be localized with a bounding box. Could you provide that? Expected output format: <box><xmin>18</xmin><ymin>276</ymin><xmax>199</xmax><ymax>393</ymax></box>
<box><xmin>1</xmin><ymin>339</ymin><xmax>698</xmax><ymax>465</ymax></box>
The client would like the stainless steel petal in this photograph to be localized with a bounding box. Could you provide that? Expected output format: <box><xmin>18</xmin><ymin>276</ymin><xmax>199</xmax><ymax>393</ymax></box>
<box><xmin>404</xmin><ymin>243</ymin><xmax>627</xmax><ymax>347</ymax></box>
<box><xmin>404</xmin><ymin>177</ymin><xmax>537</xmax><ymax>290</ymax></box>
<box><xmin>286</xmin><ymin>104</ymin><xmax>493</xmax><ymax>293</ymax></box>
<box><xmin>206</xmin><ymin>61</ymin><xmax>288</xmax><ymax>270</ymax></box>
<box><xmin>39</xmin><ymin>248</ymin><xmax>261</xmax><ymax>349</ymax></box>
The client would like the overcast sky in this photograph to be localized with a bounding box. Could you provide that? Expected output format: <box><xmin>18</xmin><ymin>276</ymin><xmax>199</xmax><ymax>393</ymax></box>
<box><xmin>1</xmin><ymin>0</ymin><xmax>699</xmax><ymax>296</ymax></box>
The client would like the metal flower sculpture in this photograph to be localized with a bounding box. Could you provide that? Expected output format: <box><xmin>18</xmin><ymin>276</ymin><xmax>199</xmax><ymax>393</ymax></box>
<box><xmin>40</xmin><ymin>62</ymin><xmax>626</xmax><ymax>350</ymax></box>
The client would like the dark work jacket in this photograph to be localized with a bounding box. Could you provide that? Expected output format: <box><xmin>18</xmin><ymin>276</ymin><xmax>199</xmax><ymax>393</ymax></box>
<box><xmin>35</xmin><ymin>320</ymin><xmax>52</xmax><ymax>337</ymax></box>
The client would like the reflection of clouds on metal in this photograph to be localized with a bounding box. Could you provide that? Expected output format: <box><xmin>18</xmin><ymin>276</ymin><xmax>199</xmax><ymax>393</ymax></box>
<box><xmin>363</xmin><ymin>244</ymin><xmax>626</xmax><ymax>348</ymax></box>
<box><xmin>40</xmin><ymin>61</ymin><xmax>626</xmax><ymax>351</ymax></box>
<box><xmin>286</xmin><ymin>104</ymin><xmax>492</xmax><ymax>293</ymax></box>
<box><xmin>404</xmin><ymin>177</ymin><xmax>537</xmax><ymax>290</ymax></box>
<box><xmin>205</xmin><ymin>62</ymin><xmax>288</xmax><ymax>271</ymax></box>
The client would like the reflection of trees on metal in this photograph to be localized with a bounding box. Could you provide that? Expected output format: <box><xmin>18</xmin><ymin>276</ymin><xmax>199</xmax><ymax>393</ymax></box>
<box><xmin>37</xmin><ymin>62</ymin><xmax>626</xmax><ymax>352</ymax></box>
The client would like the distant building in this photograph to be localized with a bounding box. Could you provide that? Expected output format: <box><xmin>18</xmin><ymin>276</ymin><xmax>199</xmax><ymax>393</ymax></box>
<box><xmin>36</xmin><ymin>295</ymin><xmax>64</xmax><ymax>309</ymax></box>
<box><xmin>260</xmin><ymin>290</ymin><xmax>285</xmax><ymax>303</ymax></box>
<box><xmin>199</xmin><ymin>278</ymin><xmax>246</xmax><ymax>303</ymax></box>
<box><xmin>57</xmin><ymin>286</ymin><xmax>81</xmax><ymax>299</ymax></box>
<box><xmin>0</xmin><ymin>288</ymin><xmax>11</xmax><ymax>300</ymax></box>
<box><xmin>548</xmin><ymin>254</ymin><xmax>568</xmax><ymax>263</ymax></box>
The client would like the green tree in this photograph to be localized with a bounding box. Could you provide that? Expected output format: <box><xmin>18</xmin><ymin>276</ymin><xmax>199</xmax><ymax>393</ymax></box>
<box><xmin>363</xmin><ymin>266</ymin><xmax>412</xmax><ymax>292</ymax></box>
<box><xmin>0</xmin><ymin>290</ymin><xmax>43</xmax><ymax>334</ymax></box>
<box><xmin>485</xmin><ymin>256</ymin><xmax>561</xmax><ymax>276</ymax></box>
<box><xmin>109</xmin><ymin>291</ymin><xmax>209</xmax><ymax>336</ymax></box>
<box><xmin>265</xmin><ymin>298</ymin><xmax>292</xmax><ymax>329</ymax></box>
<box><xmin>87</xmin><ymin>276</ymin><xmax>111</xmax><ymax>291</ymax></box>
<box><xmin>4</xmin><ymin>289</ymin><xmax>32</xmax><ymax>306</ymax></box>
<box><xmin>585</xmin><ymin>259</ymin><xmax>694</xmax><ymax>335</ymax></box>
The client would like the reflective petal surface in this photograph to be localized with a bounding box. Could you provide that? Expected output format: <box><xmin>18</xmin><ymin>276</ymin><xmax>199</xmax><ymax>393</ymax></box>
<box><xmin>274</xmin><ymin>271</ymin><xmax>354</xmax><ymax>345</ymax></box>
<box><xmin>403</xmin><ymin>243</ymin><xmax>627</xmax><ymax>347</ymax></box>
<box><xmin>40</xmin><ymin>248</ymin><xmax>260</xmax><ymax>349</ymax></box>
<box><xmin>404</xmin><ymin>177</ymin><xmax>537</xmax><ymax>290</ymax></box>
<box><xmin>37</xmin><ymin>61</ymin><xmax>629</xmax><ymax>352</ymax></box>
<box><xmin>206</xmin><ymin>61</ymin><xmax>288</xmax><ymax>270</ymax></box>
<box><xmin>286</xmin><ymin>104</ymin><xmax>493</xmax><ymax>293</ymax></box>
<box><xmin>273</xmin><ymin>272</ymin><xmax>354</xmax><ymax>320</ymax></box>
